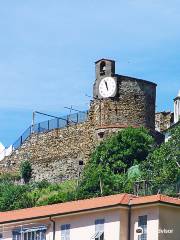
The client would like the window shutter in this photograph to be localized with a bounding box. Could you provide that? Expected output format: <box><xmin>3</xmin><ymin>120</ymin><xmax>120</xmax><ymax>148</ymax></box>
<box><xmin>66</xmin><ymin>225</ymin><xmax>70</xmax><ymax>240</ymax></box>
<box><xmin>95</xmin><ymin>219</ymin><xmax>104</xmax><ymax>240</ymax></box>
<box><xmin>61</xmin><ymin>224</ymin><xmax>70</xmax><ymax>240</ymax></box>
<box><xmin>138</xmin><ymin>215</ymin><xmax>147</xmax><ymax>240</ymax></box>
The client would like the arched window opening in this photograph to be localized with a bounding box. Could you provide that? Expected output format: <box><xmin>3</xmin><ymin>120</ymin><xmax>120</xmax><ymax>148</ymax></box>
<box><xmin>100</xmin><ymin>61</ymin><xmax>106</xmax><ymax>76</ymax></box>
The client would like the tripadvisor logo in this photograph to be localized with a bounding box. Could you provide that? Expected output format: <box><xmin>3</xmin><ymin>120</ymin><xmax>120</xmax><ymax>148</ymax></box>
<box><xmin>158</xmin><ymin>228</ymin><xmax>174</xmax><ymax>234</ymax></box>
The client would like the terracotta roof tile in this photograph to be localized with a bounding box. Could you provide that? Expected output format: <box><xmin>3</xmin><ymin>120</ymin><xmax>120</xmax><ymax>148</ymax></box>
<box><xmin>130</xmin><ymin>194</ymin><xmax>180</xmax><ymax>206</ymax></box>
<box><xmin>0</xmin><ymin>193</ymin><xmax>179</xmax><ymax>224</ymax></box>
<box><xmin>0</xmin><ymin>193</ymin><xmax>132</xmax><ymax>224</ymax></box>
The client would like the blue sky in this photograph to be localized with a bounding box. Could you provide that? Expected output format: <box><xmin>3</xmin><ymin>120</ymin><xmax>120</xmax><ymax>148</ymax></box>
<box><xmin>0</xmin><ymin>0</ymin><xmax>180</xmax><ymax>146</ymax></box>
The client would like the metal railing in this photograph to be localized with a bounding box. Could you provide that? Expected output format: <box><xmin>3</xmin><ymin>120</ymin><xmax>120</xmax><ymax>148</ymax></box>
<box><xmin>12</xmin><ymin>111</ymin><xmax>88</xmax><ymax>151</ymax></box>
<box><xmin>133</xmin><ymin>180</ymin><xmax>180</xmax><ymax>197</ymax></box>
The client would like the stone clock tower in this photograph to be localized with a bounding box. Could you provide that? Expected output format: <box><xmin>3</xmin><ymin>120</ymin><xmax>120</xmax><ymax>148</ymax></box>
<box><xmin>93</xmin><ymin>59</ymin><xmax>116</xmax><ymax>98</ymax></box>
<box><xmin>90</xmin><ymin>58</ymin><xmax>157</xmax><ymax>138</ymax></box>
<box><xmin>0</xmin><ymin>58</ymin><xmax>161</xmax><ymax>182</ymax></box>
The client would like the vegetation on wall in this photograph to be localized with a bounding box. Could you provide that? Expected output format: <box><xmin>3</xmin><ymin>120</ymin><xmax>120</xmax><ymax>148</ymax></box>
<box><xmin>141</xmin><ymin>126</ymin><xmax>180</xmax><ymax>196</ymax></box>
<box><xmin>77</xmin><ymin>127</ymin><xmax>155</xmax><ymax>198</ymax></box>
<box><xmin>20</xmin><ymin>160</ymin><xmax>32</xmax><ymax>183</ymax></box>
<box><xmin>0</xmin><ymin>179</ymin><xmax>76</xmax><ymax>212</ymax></box>
<box><xmin>77</xmin><ymin>126</ymin><xmax>180</xmax><ymax>198</ymax></box>
<box><xmin>0</xmin><ymin>172</ymin><xmax>21</xmax><ymax>182</ymax></box>
<box><xmin>0</xmin><ymin>126</ymin><xmax>179</xmax><ymax>212</ymax></box>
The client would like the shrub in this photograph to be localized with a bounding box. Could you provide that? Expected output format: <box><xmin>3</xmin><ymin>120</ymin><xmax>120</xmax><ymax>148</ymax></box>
<box><xmin>20</xmin><ymin>160</ymin><xmax>32</xmax><ymax>183</ymax></box>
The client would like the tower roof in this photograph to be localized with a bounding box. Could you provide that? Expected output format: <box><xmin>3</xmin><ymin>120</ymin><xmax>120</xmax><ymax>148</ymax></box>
<box><xmin>174</xmin><ymin>89</ymin><xmax>180</xmax><ymax>101</ymax></box>
<box><xmin>178</xmin><ymin>89</ymin><xmax>180</xmax><ymax>97</ymax></box>
<box><xmin>95</xmin><ymin>58</ymin><xmax>115</xmax><ymax>64</ymax></box>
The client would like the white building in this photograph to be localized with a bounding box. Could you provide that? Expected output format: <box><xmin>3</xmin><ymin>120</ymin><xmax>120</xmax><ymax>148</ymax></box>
<box><xmin>0</xmin><ymin>145</ymin><xmax>13</xmax><ymax>161</ymax></box>
<box><xmin>164</xmin><ymin>89</ymin><xmax>180</xmax><ymax>142</ymax></box>
<box><xmin>174</xmin><ymin>89</ymin><xmax>180</xmax><ymax>123</ymax></box>
<box><xmin>0</xmin><ymin>142</ymin><xmax>5</xmax><ymax>153</ymax></box>
<box><xmin>0</xmin><ymin>193</ymin><xmax>179</xmax><ymax>240</ymax></box>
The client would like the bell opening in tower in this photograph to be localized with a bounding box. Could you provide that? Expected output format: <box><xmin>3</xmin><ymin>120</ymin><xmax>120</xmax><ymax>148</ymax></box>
<box><xmin>100</xmin><ymin>61</ymin><xmax>106</xmax><ymax>76</ymax></box>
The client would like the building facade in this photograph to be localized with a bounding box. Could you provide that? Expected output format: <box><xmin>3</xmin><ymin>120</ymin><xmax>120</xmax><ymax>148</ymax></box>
<box><xmin>174</xmin><ymin>90</ymin><xmax>180</xmax><ymax>123</ymax></box>
<box><xmin>155</xmin><ymin>90</ymin><xmax>180</xmax><ymax>134</ymax></box>
<box><xmin>158</xmin><ymin>90</ymin><xmax>180</xmax><ymax>142</ymax></box>
<box><xmin>0</xmin><ymin>193</ymin><xmax>179</xmax><ymax>240</ymax></box>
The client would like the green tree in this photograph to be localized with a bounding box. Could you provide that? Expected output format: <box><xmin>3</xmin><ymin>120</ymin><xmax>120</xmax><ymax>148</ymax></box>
<box><xmin>0</xmin><ymin>183</ymin><xmax>33</xmax><ymax>211</ymax></box>
<box><xmin>77</xmin><ymin>127</ymin><xmax>154</xmax><ymax>198</ymax></box>
<box><xmin>20</xmin><ymin>160</ymin><xmax>32</xmax><ymax>183</ymax></box>
<box><xmin>0</xmin><ymin>179</ymin><xmax>76</xmax><ymax>211</ymax></box>
<box><xmin>28</xmin><ymin>180</ymin><xmax>76</xmax><ymax>206</ymax></box>
<box><xmin>141</xmin><ymin>126</ymin><xmax>180</xmax><ymax>195</ymax></box>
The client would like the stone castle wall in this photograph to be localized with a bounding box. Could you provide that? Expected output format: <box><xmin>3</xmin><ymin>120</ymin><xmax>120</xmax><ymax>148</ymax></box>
<box><xmin>0</xmin><ymin>71</ymin><xmax>158</xmax><ymax>182</ymax></box>
<box><xmin>0</xmin><ymin>121</ymin><xmax>96</xmax><ymax>182</ymax></box>
<box><xmin>155</xmin><ymin>112</ymin><xmax>174</xmax><ymax>132</ymax></box>
<box><xmin>93</xmin><ymin>75</ymin><xmax>156</xmax><ymax>130</ymax></box>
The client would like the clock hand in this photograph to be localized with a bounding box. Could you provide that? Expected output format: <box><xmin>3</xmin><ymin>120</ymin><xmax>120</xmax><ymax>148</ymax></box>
<box><xmin>104</xmin><ymin>80</ymin><xmax>108</xmax><ymax>91</ymax></box>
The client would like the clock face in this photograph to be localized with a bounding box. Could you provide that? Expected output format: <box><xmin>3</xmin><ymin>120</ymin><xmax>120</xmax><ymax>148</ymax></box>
<box><xmin>99</xmin><ymin>77</ymin><xmax>117</xmax><ymax>98</ymax></box>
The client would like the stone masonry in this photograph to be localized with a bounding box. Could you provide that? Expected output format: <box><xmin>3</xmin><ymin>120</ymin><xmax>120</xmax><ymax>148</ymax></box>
<box><xmin>0</xmin><ymin>121</ymin><xmax>96</xmax><ymax>182</ymax></box>
<box><xmin>0</xmin><ymin>59</ymin><xmax>162</xmax><ymax>182</ymax></box>
<box><xmin>155</xmin><ymin>112</ymin><xmax>174</xmax><ymax>132</ymax></box>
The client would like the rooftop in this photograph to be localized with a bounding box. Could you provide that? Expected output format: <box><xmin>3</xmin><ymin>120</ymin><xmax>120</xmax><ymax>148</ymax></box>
<box><xmin>95</xmin><ymin>58</ymin><xmax>115</xmax><ymax>64</ymax></box>
<box><xmin>174</xmin><ymin>89</ymin><xmax>180</xmax><ymax>100</ymax></box>
<box><xmin>0</xmin><ymin>193</ymin><xmax>179</xmax><ymax>224</ymax></box>
<box><xmin>178</xmin><ymin>89</ymin><xmax>180</xmax><ymax>97</ymax></box>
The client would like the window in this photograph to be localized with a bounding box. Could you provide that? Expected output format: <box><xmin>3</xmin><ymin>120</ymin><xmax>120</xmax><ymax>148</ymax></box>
<box><xmin>12</xmin><ymin>226</ymin><xmax>46</xmax><ymax>240</ymax></box>
<box><xmin>95</xmin><ymin>219</ymin><xmax>104</xmax><ymax>240</ymax></box>
<box><xmin>78</xmin><ymin>160</ymin><xmax>84</xmax><ymax>177</ymax></box>
<box><xmin>61</xmin><ymin>224</ymin><xmax>70</xmax><ymax>240</ymax></box>
<box><xmin>0</xmin><ymin>233</ymin><xmax>3</xmax><ymax>240</ymax></box>
<box><xmin>79</xmin><ymin>160</ymin><xmax>84</xmax><ymax>166</ymax></box>
<box><xmin>12</xmin><ymin>231</ymin><xmax>21</xmax><ymax>240</ymax></box>
<box><xmin>100</xmin><ymin>62</ymin><xmax>106</xmax><ymax>76</ymax></box>
<box><xmin>138</xmin><ymin>215</ymin><xmax>147</xmax><ymax>240</ymax></box>
<box><xmin>97</xmin><ymin>131</ymin><xmax>104</xmax><ymax>139</ymax></box>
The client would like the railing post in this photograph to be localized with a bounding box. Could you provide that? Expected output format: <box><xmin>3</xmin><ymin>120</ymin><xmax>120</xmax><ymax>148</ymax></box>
<box><xmin>48</xmin><ymin>120</ymin><xmax>50</xmax><ymax>131</ymax></box>
<box><xmin>38</xmin><ymin>123</ymin><xmax>40</xmax><ymax>133</ymax></box>
<box><xmin>57</xmin><ymin>118</ymin><xmax>59</xmax><ymax>129</ymax></box>
<box><xmin>20</xmin><ymin>136</ymin><xmax>23</xmax><ymax>145</ymax></box>
<box><xmin>77</xmin><ymin>113</ymin><xmax>78</xmax><ymax>123</ymax></box>
<box><xmin>67</xmin><ymin>115</ymin><xmax>69</xmax><ymax>126</ymax></box>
